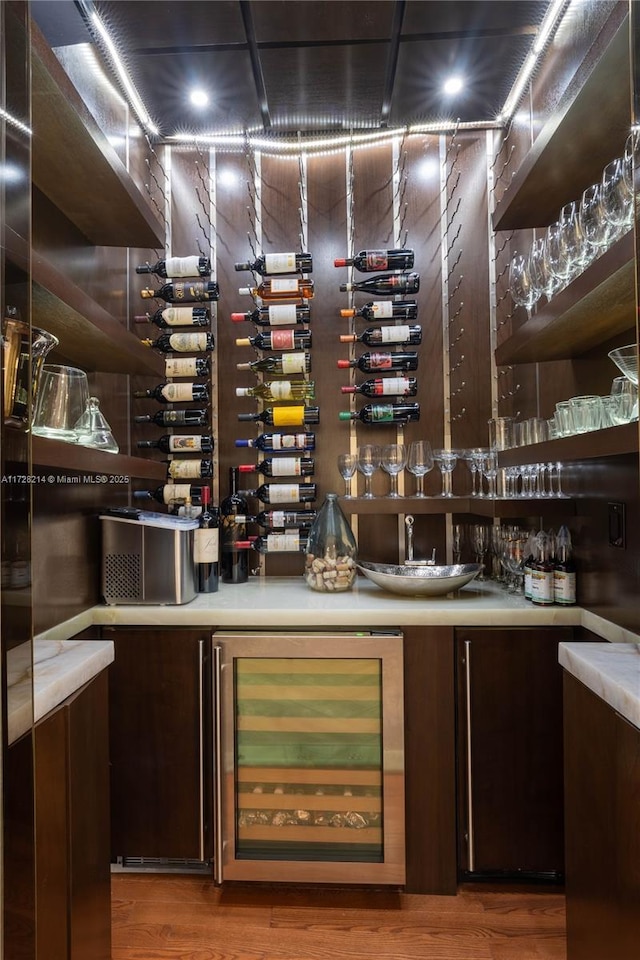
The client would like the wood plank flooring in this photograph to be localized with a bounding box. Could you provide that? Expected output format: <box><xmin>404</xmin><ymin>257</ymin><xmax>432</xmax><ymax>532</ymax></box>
<box><xmin>111</xmin><ymin>874</ymin><xmax>566</xmax><ymax>960</ymax></box>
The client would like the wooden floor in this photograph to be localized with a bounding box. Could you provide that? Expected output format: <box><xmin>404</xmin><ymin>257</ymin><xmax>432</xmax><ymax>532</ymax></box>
<box><xmin>111</xmin><ymin>873</ymin><xmax>567</xmax><ymax>960</ymax></box>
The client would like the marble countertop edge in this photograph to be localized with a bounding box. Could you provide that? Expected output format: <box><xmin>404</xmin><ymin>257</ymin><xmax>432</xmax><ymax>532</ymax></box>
<box><xmin>559</xmin><ymin>641</ymin><xmax>640</xmax><ymax>730</ymax></box>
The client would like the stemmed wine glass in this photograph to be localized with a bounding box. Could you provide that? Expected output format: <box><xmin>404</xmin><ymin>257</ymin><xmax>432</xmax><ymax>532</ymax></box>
<box><xmin>356</xmin><ymin>444</ymin><xmax>381</xmax><ymax>499</ymax></box>
<box><xmin>406</xmin><ymin>440</ymin><xmax>434</xmax><ymax>497</ymax></box>
<box><xmin>471</xmin><ymin>524</ymin><xmax>490</xmax><ymax>581</ymax></box>
<box><xmin>452</xmin><ymin>523</ymin><xmax>464</xmax><ymax>564</ymax></box>
<box><xmin>509</xmin><ymin>252</ymin><xmax>539</xmax><ymax>319</ymax></box>
<box><xmin>433</xmin><ymin>448</ymin><xmax>458</xmax><ymax>498</ymax></box>
<box><xmin>481</xmin><ymin>451</ymin><xmax>498</xmax><ymax>499</ymax></box>
<box><xmin>380</xmin><ymin>443</ymin><xmax>407</xmax><ymax>498</ymax></box>
<box><xmin>337</xmin><ymin>453</ymin><xmax>358</xmax><ymax>498</ymax></box>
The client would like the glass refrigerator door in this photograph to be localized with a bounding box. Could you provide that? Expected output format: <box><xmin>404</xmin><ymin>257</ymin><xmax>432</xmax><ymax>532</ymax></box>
<box><xmin>214</xmin><ymin>632</ymin><xmax>405</xmax><ymax>884</ymax></box>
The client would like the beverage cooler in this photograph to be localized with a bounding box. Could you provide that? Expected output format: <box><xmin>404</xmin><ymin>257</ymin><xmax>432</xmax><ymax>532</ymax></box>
<box><xmin>212</xmin><ymin>631</ymin><xmax>405</xmax><ymax>884</ymax></box>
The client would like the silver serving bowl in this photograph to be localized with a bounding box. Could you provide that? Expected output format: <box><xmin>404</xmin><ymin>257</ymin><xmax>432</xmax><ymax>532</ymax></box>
<box><xmin>357</xmin><ymin>561</ymin><xmax>483</xmax><ymax>597</ymax></box>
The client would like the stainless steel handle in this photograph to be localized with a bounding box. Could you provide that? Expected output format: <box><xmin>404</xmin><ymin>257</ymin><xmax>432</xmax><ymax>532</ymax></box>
<box><xmin>213</xmin><ymin>644</ymin><xmax>223</xmax><ymax>884</ymax></box>
<box><xmin>463</xmin><ymin>639</ymin><xmax>475</xmax><ymax>872</ymax></box>
<box><xmin>198</xmin><ymin>638</ymin><xmax>205</xmax><ymax>862</ymax></box>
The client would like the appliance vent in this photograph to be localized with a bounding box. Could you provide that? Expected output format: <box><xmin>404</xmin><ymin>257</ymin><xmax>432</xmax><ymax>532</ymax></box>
<box><xmin>104</xmin><ymin>553</ymin><xmax>141</xmax><ymax>601</ymax></box>
<box><xmin>113</xmin><ymin>857</ymin><xmax>210</xmax><ymax>874</ymax></box>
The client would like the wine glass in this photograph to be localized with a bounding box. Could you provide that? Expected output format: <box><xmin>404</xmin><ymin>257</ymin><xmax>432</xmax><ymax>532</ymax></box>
<box><xmin>337</xmin><ymin>453</ymin><xmax>358</xmax><ymax>498</ymax></box>
<box><xmin>380</xmin><ymin>443</ymin><xmax>407</xmax><ymax>498</ymax></box>
<box><xmin>406</xmin><ymin>440</ymin><xmax>434</xmax><ymax>497</ymax></box>
<box><xmin>471</xmin><ymin>524</ymin><xmax>489</xmax><ymax>580</ymax></box>
<box><xmin>433</xmin><ymin>448</ymin><xmax>458</xmax><ymax>498</ymax></box>
<box><xmin>529</xmin><ymin>237</ymin><xmax>559</xmax><ymax>303</ymax></box>
<box><xmin>452</xmin><ymin>523</ymin><xmax>464</xmax><ymax>564</ymax></box>
<box><xmin>481</xmin><ymin>451</ymin><xmax>498</xmax><ymax>499</ymax></box>
<box><xmin>356</xmin><ymin>444</ymin><xmax>381</xmax><ymax>499</ymax></box>
<box><xmin>509</xmin><ymin>252</ymin><xmax>539</xmax><ymax>319</ymax></box>
<box><xmin>601</xmin><ymin>157</ymin><xmax>633</xmax><ymax>237</ymax></box>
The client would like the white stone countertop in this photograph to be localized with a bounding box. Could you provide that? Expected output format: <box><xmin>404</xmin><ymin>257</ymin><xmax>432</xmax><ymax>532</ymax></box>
<box><xmin>559</xmin><ymin>641</ymin><xmax>640</xmax><ymax>730</ymax></box>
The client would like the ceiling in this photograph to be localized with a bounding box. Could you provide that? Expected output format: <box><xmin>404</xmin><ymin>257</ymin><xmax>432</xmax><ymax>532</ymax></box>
<box><xmin>31</xmin><ymin>0</ymin><xmax>551</xmax><ymax>138</ymax></box>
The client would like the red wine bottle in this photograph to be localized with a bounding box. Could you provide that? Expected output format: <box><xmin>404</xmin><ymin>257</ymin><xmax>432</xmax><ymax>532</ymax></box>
<box><xmin>133</xmin><ymin>484</ymin><xmax>204</xmax><ymax>505</ymax></box>
<box><xmin>164</xmin><ymin>458</ymin><xmax>214</xmax><ymax>480</ymax></box>
<box><xmin>239</xmin><ymin>277</ymin><xmax>314</xmax><ymax>301</ymax></box>
<box><xmin>141</xmin><ymin>332</ymin><xmax>214</xmax><ymax>353</ymax></box>
<box><xmin>164</xmin><ymin>357</ymin><xmax>210</xmax><ymax>378</ymax></box>
<box><xmin>242</xmin><ymin>483</ymin><xmax>317</xmax><ymax>504</ymax></box>
<box><xmin>338</xmin><ymin>402</ymin><xmax>421</xmax><ymax>424</ymax></box>
<box><xmin>140</xmin><ymin>280</ymin><xmax>219</xmax><ymax>303</ymax></box>
<box><xmin>234</xmin><ymin>533</ymin><xmax>309</xmax><ymax>554</ymax></box>
<box><xmin>236</xmin><ymin>329</ymin><xmax>312</xmax><ymax>351</ymax></box>
<box><xmin>237</xmin><ymin>509</ymin><xmax>317</xmax><ymax>530</ymax></box>
<box><xmin>337</xmin><ymin>351</ymin><xmax>419</xmax><ymax>372</ymax></box>
<box><xmin>138</xmin><ymin>434</ymin><xmax>214</xmax><ymax>453</ymax></box>
<box><xmin>341</xmin><ymin>376</ymin><xmax>417</xmax><ymax>398</ymax></box>
<box><xmin>339</xmin><ymin>272</ymin><xmax>419</xmax><ymax>295</ymax></box>
<box><xmin>339</xmin><ymin>325</ymin><xmax>422</xmax><ymax>347</ymax></box>
<box><xmin>237</xmin><ymin>352</ymin><xmax>311</xmax><ymax>376</ymax></box>
<box><xmin>237</xmin><ymin>406</ymin><xmax>320</xmax><ymax>427</ymax></box>
<box><xmin>134</xmin><ymin>306</ymin><xmax>211</xmax><ymax>328</ymax></box>
<box><xmin>238</xmin><ymin>457</ymin><xmax>314</xmax><ymax>478</ymax></box>
<box><xmin>136</xmin><ymin>256</ymin><xmax>211</xmax><ymax>278</ymax></box>
<box><xmin>134</xmin><ymin>408</ymin><xmax>208</xmax><ymax>427</ymax></box>
<box><xmin>220</xmin><ymin>468</ymin><xmax>248</xmax><ymax>584</ymax></box>
<box><xmin>234</xmin><ymin>432</ymin><xmax>315</xmax><ymax>452</ymax></box>
<box><xmin>231</xmin><ymin>304</ymin><xmax>310</xmax><ymax>327</ymax></box>
<box><xmin>340</xmin><ymin>300</ymin><xmax>418</xmax><ymax>321</ymax></box>
<box><xmin>195</xmin><ymin>486</ymin><xmax>219</xmax><ymax>593</ymax></box>
<box><xmin>133</xmin><ymin>381</ymin><xmax>209</xmax><ymax>404</ymax></box>
<box><xmin>334</xmin><ymin>249</ymin><xmax>414</xmax><ymax>272</ymax></box>
<box><xmin>234</xmin><ymin>252</ymin><xmax>313</xmax><ymax>275</ymax></box>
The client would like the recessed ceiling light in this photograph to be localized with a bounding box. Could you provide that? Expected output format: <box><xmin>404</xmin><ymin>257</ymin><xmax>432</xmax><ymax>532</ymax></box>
<box><xmin>189</xmin><ymin>89</ymin><xmax>209</xmax><ymax>108</ymax></box>
<box><xmin>443</xmin><ymin>76</ymin><xmax>464</xmax><ymax>96</ymax></box>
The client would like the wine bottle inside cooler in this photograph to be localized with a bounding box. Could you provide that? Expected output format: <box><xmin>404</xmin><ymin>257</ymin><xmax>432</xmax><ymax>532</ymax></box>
<box><xmin>339</xmin><ymin>325</ymin><xmax>422</xmax><ymax>347</ymax></box>
<box><xmin>341</xmin><ymin>376</ymin><xmax>417</xmax><ymax>398</ymax></box>
<box><xmin>133</xmin><ymin>381</ymin><xmax>209</xmax><ymax>404</ymax></box>
<box><xmin>238</xmin><ymin>457</ymin><xmax>314</xmax><ymax>478</ymax></box>
<box><xmin>234</xmin><ymin>432</ymin><xmax>316</xmax><ymax>453</ymax></box>
<box><xmin>140</xmin><ymin>280</ymin><xmax>219</xmax><ymax>303</ymax></box>
<box><xmin>134</xmin><ymin>306</ymin><xmax>211</xmax><ymax>328</ymax></box>
<box><xmin>340</xmin><ymin>300</ymin><xmax>418</xmax><ymax>321</ymax></box>
<box><xmin>234</xmin><ymin>252</ymin><xmax>313</xmax><ymax>275</ymax></box>
<box><xmin>337</xmin><ymin>351</ymin><xmax>419</xmax><ymax>373</ymax></box>
<box><xmin>339</xmin><ymin>272</ymin><xmax>419</xmax><ymax>295</ymax></box>
<box><xmin>334</xmin><ymin>249</ymin><xmax>414</xmax><ymax>272</ymax></box>
<box><xmin>136</xmin><ymin>255</ymin><xmax>211</xmax><ymax>278</ymax></box>
<box><xmin>141</xmin><ymin>332</ymin><xmax>214</xmax><ymax>353</ymax></box>
<box><xmin>234</xmin><ymin>532</ymin><xmax>309</xmax><ymax>554</ymax></box>
<box><xmin>236</xmin><ymin>329</ymin><xmax>312</xmax><ymax>352</ymax></box>
<box><xmin>194</xmin><ymin>486</ymin><xmax>219</xmax><ymax>594</ymax></box>
<box><xmin>242</xmin><ymin>483</ymin><xmax>317</xmax><ymax>504</ymax></box>
<box><xmin>338</xmin><ymin>402</ymin><xmax>421</xmax><ymax>424</ymax></box>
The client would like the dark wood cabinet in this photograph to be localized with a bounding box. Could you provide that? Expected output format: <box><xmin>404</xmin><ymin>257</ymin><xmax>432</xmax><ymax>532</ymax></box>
<box><xmin>455</xmin><ymin>627</ymin><xmax>571</xmax><ymax>880</ymax></box>
<box><xmin>106</xmin><ymin>627</ymin><xmax>212</xmax><ymax>863</ymax></box>
<box><xmin>35</xmin><ymin>668</ymin><xmax>111</xmax><ymax>960</ymax></box>
<box><xmin>563</xmin><ymin>672</ymin><xmax>640</xmax><ymax>960</ymax></box>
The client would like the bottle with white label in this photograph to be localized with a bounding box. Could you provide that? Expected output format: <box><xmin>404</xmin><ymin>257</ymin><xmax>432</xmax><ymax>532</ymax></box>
<box><xmin>553</xmin><ymin>525</ymin><xmax>577</xmax><ymax>605</ymax></box>
<box><xmin>164</xmin><ymin>357</ymin><xmax>210</xmax><ymax>378</ymax></box>
<box><xmin>133</xmin><ymin>484</ymin><xmax>204</xmax><ymax>506</ymax></box>
<box><xmin>164</xmin><ymin>458</ymin><xmax>213</xmax><ymax>480</ymax></box>
<box><xmin>340</xmin><ymin>299</ymin><xmax>418</xmax><ymax>321</ymax></box>
<box><xmin>341</xmin><ymin>377</ymin><xmax>417</xmax><ymax>398</ymax></box>
<box><xmin>237</xmin><ymin>352</ymin><xmax>311</xmax><ymax>376</ymax></box>
<box><xmin>234</xmin><ymin>533</ymin><xmax>308</xmax><ymax>554</ymax></box>
<box><xmin>134</xmin><ymin>306</ymin><xmax>211</xmax><ymax>328</ymax></box>
<box><xmin>530</xmin><ymin>531</ymin><xmax>555</xmax><ymax>606</ymax></box>
<box><xmin>236</xmin><ymin>381</ymin><xmax>315</xmax><ymax>403</ymax></box>
<box><xmin>234</xmin><ymin>252</ymin><xmax>312</xmax><ymax>275</ymax></box>
<box><xmin>234</xmin><ymin>432</ymin><xmax>315</xmax><ymax>452</ymax></box>
<box><xmin>138</xmin><ymin>434</ymin><xmax>213</xmax><ymax>454</ymax></box>
<box><xmin>133</xmin><ymin>382</ymin><xmax>209</xmax><ymax>404</ymax></box>
<box><xmin>339</xmin><ymin>325</ymin><xmax>422</xmax><ymax>347</ymax></box>
<box><xmin>242</xmin><ymin>483</ymin><xmax>317</xmax><ymax>504</ymax></box>
<box><xmin>136</xmin><ymin>255</ymin><xmax>211</xmax><ymax>278</ymax></box>
<box><xmin>238</xmin><ymin>457</ymin><xmax>314</xmax><ymax>478</ymax></box>
<box><xmin>231</xmin><ymin>304</ymin><xmax>310</xmax><ymax>327</ymax></box>
<box><xmin>238</xmin><ymin>278</ymin><xmax>314</xmax><ymax>301</ymax></box>
<box><xmin>141</xmin><ymin>332</ymin><xmax>214</xmax><ymax>353</ymax></box>
<box><xmin>195</xmin><ymin>486</ymin><xmax>219</xmax><ymax>593</ymax></box>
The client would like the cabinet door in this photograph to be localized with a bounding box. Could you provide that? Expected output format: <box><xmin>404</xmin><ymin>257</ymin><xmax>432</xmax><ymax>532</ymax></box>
<box><xmin>456</xmin><ymin>627</ymin><xmax>571</xmax><ymax>879</ymax></box>
<box><xmin>107</xmin><ymin>628</ymin><xmax>212</xmax><ymax>861</ymax></box>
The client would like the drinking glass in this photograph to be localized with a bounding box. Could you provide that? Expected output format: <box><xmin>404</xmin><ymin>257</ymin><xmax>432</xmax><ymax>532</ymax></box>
<box><xmin>529</xmin><ymin>237</ymin><xmax>559</xmax><ymax>303</ymax></box>
<box><xmin>433</xmin><ymin>448</ymin><xmax>458</xmax><ymax>498</ymax></box>
<box><xmin>406</xmin><ymin>440</ymin><xmax>434</xmax><ymax>497</ymax></box>
<box><xmin>32</xmin><ymin>365</ymin><xmax>90</xmax><ymax>442</ymax></box>
<box><xmin>610</xmin><ymin>376</ymin><xmax>638</xmax><ymax>423</ymax></box>
<box><xmin>488</xmin><ymin>417</ymin><xmax>514</xmax><ymax>451</ymax></box>
<box><xmin>337</xmin><ymin>453</ymin><xmax>358</xmax><ymax>498</ymax></box>
<box><xmin>555</xmin><ymin>400</ymin><xmax>575</xmax><ymax>437</ymax></box>
<box><xmin>569</xmin><ymin>395</ymin><xmax>603</xmax><ymax>433</ymax></box>
<box><xmin>509</xmin><ymin>252</ymin><xmax>539</xmax><ymax>318</ymax></box>
<box><xmin>356</xmin><ymin>444</ymin><xmax>381</xmax><ymax>499</ymax></box>
<box><xmin>380</xmin><ymin>443</ymin><xmax>407</xmax><ymax>498</ymax></box>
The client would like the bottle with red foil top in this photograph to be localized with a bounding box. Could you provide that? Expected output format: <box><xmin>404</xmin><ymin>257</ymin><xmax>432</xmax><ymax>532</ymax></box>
<box><xmin>340</xmin><ymin>300</ymin><xmax>418</xmax><ymax>321</ymax></box>
<box><xmin>234</xmin><ymin>533</ymin><xmax>309</xmax><ymax>554</ymax></box>
<box><xmin>242</xmin><ymin>483</ymin><xmax>317</xmax><ymax>504</ymax></box>
<box><xmin>341</xmin><ymin>376</ymin><xmax>417</xmax><ymax>398</ymax></box>
<box><xmin>238</xmin><ymin>457</ymin><xmax>314</xmax><ymax>478</ymax></box>
<box><xmin>234</xmin><ymin>252</ymin><xmax>312</xmax><ymax>275</ymax></box>
<box><xmin>337</xmin><ymin>351</ymin><xmax>419</xmax><ymax>372</ymax></box>
<box><xmin>236</xmin><ymin>330</ymin><xmax>312</xmax><ymax>352</ymax></box>
<box><xmin>235</xmin><ymin>432</ymin><xmax>316</xmax><ymax>453</ymax></box>
<box><xmin>194</xmin><ymin>485</ymin><xmax>219</xmax><ymax>594</ymax></box>
<box><xmin>231</xmin><ymin>304</ymin><xmax>310</xmax><ymax>327</ymax></box>
<box><xmin>339</xmin><ymin>325</ymin><xmax>422</xmax><ymax>347</ymax></box>
<box><xmin>339</xmin><ymin>273</ymin><xmax>419</xmax><ymax>295</ymax></box>
<box><xmin>238</xmin><ymin>277</ymin><xmax>314</xmax><ymax>301</ymax></box>
<box><xmin>334</xmin><ymin>249</ymin><xmax>414</xmax><ymax>272</ymax></box>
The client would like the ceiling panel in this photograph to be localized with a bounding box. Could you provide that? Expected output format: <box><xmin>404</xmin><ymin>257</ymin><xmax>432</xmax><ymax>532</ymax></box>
<box><xmin>95</xmin><ymin>0</ymin><xmax>247</xmax><ymax>49</ymax></box>
<box><xmin>250</xmin><ymin>0</ymin><xmax>395</xmax><ymax>44</ymax></box>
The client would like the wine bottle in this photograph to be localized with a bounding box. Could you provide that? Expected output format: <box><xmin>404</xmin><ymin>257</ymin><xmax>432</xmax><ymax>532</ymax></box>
<box><xmin>337</xmin><ymin>351</ymin><xmax>419</xmax><ymax>373</ymax></box>
<box><xmin>221</xmin><ymin>467</ymin><xmax>249</xmax><ymax>584</ymax></box>
<box><xmin>133</xmin><ymin>382</ymin><xmax>209</xmax><ymax>404</ymax></box>
<box><xmin>231</xmin><ymin>304</ymin><xmax>311</xmax><ymax>327</ymax></box>
<box><xmin>141</xmin><ymin>332</ymin><xmax>214</xmax><ymax>353</ymax></box>
<box><xmin>237</xmin><ymin>352</ymin><xmax>311</xmax><ymax>376</ymax></box>
<box><xmin>236</xmin><ymin>380</ymin><xmax>315</xmax><ymax>403</ymax></box>
<box><xmin>341</xmin><ymin>376</ymin><xmax>417</xmax><ymax>398</ymax></box>
<box><xmin>242</xmin><ymin>483</ymin><xmax>317</xmax><ymax>504</ymax></box>
<box><xmin>236</xmin><ymin>329</ymin><xmax>312</xmax><ymax>352</ymax></box>
<box><xmin>553</xmin><ymin>525</ymin><xmax>576</xmax><ymax>606</ymax></box>
<box><xmin>334</xmin><ymin>249</ymin><xmax>414</xmax><ymax>272</ymax></box>
<box><xmin>339</xmin><ymin>272</ymin><xmax>419</xmax><ymax>295</ymax></box>
<box><xmin>340</xmin><ymin>300</ymin><xmax>418</xmax><ymax>321</ymax></box>
<box><xmin>133</xmin><ymin>483</ymin><xmax>204</xmax><ymax>506</ymax></box>
<box><xmin>134</xmin><ymin>306</ymin><xmax>211</xmax><ymax>328</ymax></box>
<box><xmin>238</xmin><ymin>277</ymin><xmax>314</xmax><ymax>301</ymax></box>
<box><xmin>234</xmin><ymin>252</ymin><xmax>313</xmax><ymax>275</ymax></box>
<box><xmin>237</xmin><ymin>406</ymin><xmax>320</xmax><ymax>427</ymax></box>
<box><xmin>195</xmin><ymin>486</ymin><xmax>219</xmax><ymax>593</ymax></box>
<box><xmin>140</xmin><ymin>280</ymin><xmax>220</xmax><ymax>303</ymax></box>
<box><xmin>164</xmin><ymin>357</ymin><xmax>210</xmax><ymax>378</ymax></box>
<box><xmin>164</xmin><ymin>458</ymin><xmax>214</xmax><ymax>480</ymax></box>
<box><xmin>134</xmin><ymin>408</ymin><xmax>208</xmax><ymax>427</ymax></box>
<box><xmin>338</xmin><ymin>402</ymin><xmax>420</xmax><ymax>424</ymax></box>
<box><xmin>238</xmin><ymin>457</ymin><xmax>314</xmax><ymax>478</ymax></box>
<box><xmin>234</xmin><ymin>533</ymin><xmax>309</xmax><ymax>554</ymax></box>
<box><xmin>235</xmin><ymin>432</ymin><xmax>315</xmax><ymax>452</ymax></box>
<box><xmin>138</xmin><ymin>434</ymin><xmax>214</xmax><ymax>454</ymax></box>
<box><xmin>136</xmin><ymin>255</ymin><xmax>211</xmax><ymax>278</ymax></box>
<box><xmin>236</xmin><ymin>509</ymin><xmax>317</xmax><ymax>530</ymax></box>
<box><xmin>339</xmin><ymin>325</ymin><xmax>422</xmax><ymax>347</ymax></box>
<box><xmin>531</xmin><ymin>531</ymin><xmax>554</xmax><ymax>606</ymax></box>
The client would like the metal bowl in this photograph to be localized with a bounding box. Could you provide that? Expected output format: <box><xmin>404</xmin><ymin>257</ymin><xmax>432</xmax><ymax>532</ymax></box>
<box><xmin>357</xmin><ymin>561</ymin><xmax>483</xmax><ymax>597</ymax></box>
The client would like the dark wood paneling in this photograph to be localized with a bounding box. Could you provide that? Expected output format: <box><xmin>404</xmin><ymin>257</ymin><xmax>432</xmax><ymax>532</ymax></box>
<box><xmin>403</xmin><ymin>624</ymin><xmax>457</xmax><ymax>894</ymax></box>
<box><xmin>3</xmin><ymin>733</ymin><xmax>36</xmax><ymax>960</ymax></box>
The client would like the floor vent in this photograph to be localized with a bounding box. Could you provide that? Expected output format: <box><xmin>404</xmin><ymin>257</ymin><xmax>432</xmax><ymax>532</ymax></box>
<box><xmin>112</xmin><ymin>856</ymin><xmax>212</xmax><ymax>875</ymax></box>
